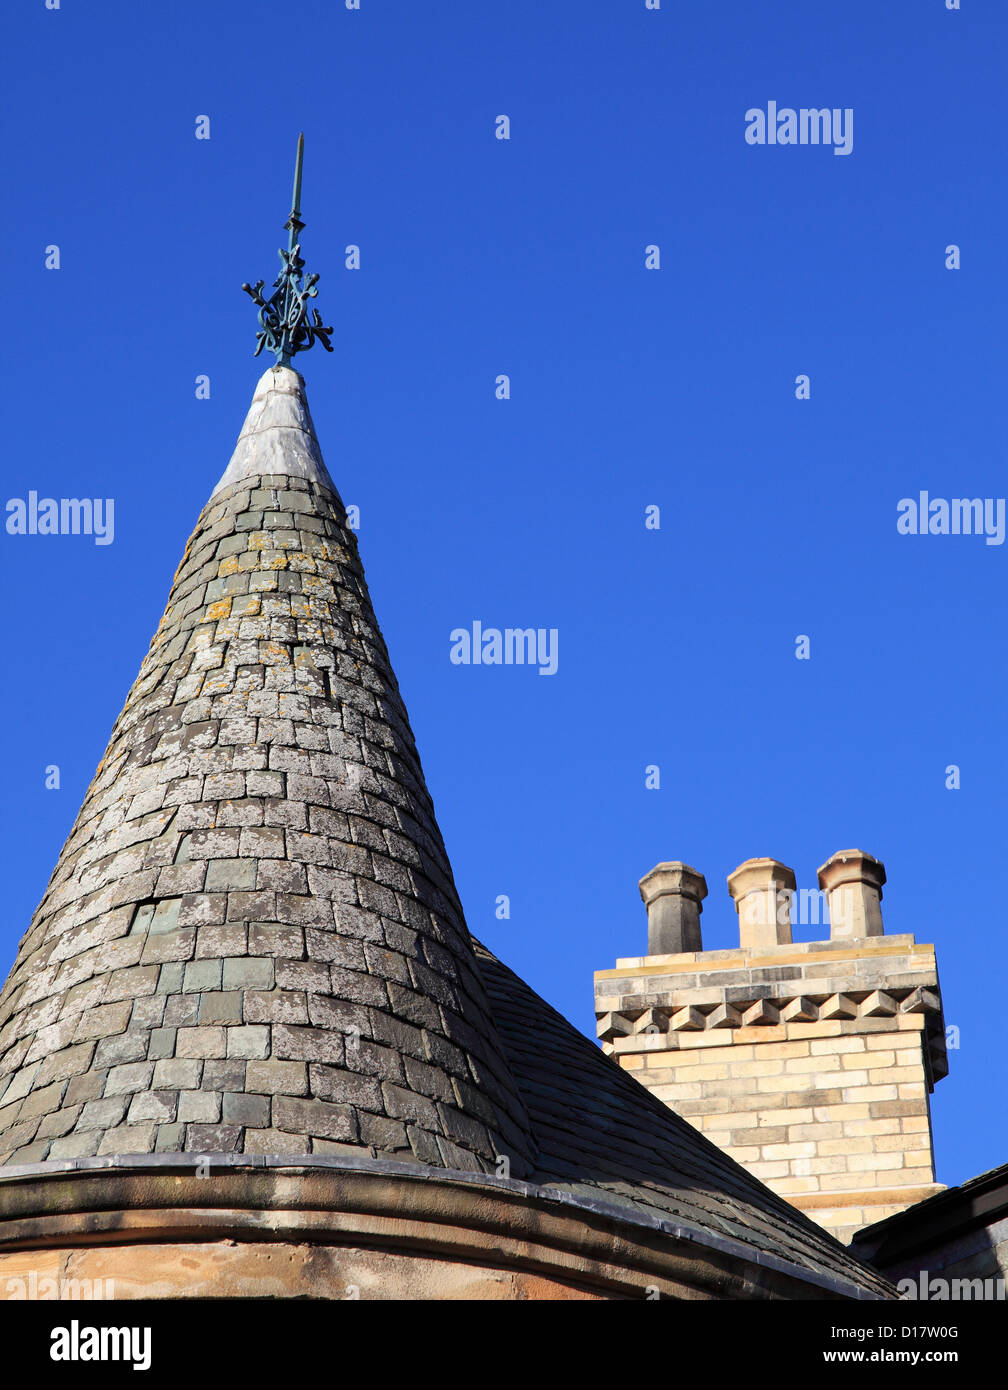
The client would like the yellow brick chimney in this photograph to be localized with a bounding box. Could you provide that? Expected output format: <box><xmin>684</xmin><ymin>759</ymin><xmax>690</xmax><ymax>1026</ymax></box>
<box><xmin>595</xmin><ymin>851</ymin><xmax>948</xmax><ymax>1245</ymax></box>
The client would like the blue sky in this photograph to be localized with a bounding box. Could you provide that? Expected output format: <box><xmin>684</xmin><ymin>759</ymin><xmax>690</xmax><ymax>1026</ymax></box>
<box><xmin>2</xmin><ymin>0</ymin><xmax>1004</xmax><ymax>1190</ymax></box>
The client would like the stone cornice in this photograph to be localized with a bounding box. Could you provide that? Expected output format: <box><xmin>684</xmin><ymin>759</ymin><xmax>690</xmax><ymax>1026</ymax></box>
<box><xmin>595</xmin><ymin>935</ymin><xmax>948</xmax><ymax>1083</ymax></box>
<box><xmin>0</xmin><ymin>1156</ymin><xmax>893</xmax><ymax>1301</ymax></box>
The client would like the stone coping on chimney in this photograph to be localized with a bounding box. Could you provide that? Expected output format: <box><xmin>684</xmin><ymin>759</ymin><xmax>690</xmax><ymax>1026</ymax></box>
<box><xmin>602</xmin><ymin>933</ymin><xmax>923</xmax><ymax>976</ymax></box>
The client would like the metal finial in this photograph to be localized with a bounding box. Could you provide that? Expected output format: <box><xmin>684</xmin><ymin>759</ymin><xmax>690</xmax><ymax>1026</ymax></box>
<box><xmin>241</xmin><ymin>133</ymin><xmax>333</xmax><ymax>367</ymax></box>
<box><xmin>291</xmin><ymin>131</ymin><xmax>304</xmax><ymax>222</ymax></box>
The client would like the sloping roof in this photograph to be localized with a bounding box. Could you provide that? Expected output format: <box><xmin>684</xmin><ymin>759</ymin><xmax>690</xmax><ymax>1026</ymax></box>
<box><xmin>475</xmin><ymin>940</ymin><xmax>893</xmax><ymax>1296</ymax></box>
<box><xmin>0</xmin><ymin>365</ymin><xmax>890</xmax><ymax>1296</ymax></box>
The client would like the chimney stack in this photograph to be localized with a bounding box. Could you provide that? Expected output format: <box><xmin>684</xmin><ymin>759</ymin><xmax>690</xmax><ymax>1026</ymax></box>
<box><xmin>639</xmin><ymin>862</ymin><xmax>707</xmax><ymax>955</ymax></box>
<box><xmin>818</xmin><ymin>848</ymin><xmax>886</xmax><ymax>939</ymax></box>
<box><xmin>726</xmin><ymin>857</ymin><xmax>796</xmax><ymax>948</ymax></box>
<box><xmin>598</xmin><ymin>848</ymin><xmax>947</xmax><ymax>1248</ymax></box>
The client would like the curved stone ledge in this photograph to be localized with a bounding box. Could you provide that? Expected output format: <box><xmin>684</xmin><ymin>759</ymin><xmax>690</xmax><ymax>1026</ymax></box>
<box><xmin>0</xmin><ymin>1156</ymin><xmax>893</xmax><ymax>1301</ymax></box>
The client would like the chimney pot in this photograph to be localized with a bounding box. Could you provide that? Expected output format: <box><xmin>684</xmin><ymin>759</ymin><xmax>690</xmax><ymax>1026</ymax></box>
<box><xmin>639</xmin><ymin>862</ymin><xmax>707</xmax><ymax>955</ymax></box>
<box><xmin>817</xmin><ymin>849</ymin><xmax>886</xmax><ymax>939</ymax></box>
<box><xmin>726</xmin><ymin>857</ymin><xmax>796</xmax><ymax>948</ymax></box>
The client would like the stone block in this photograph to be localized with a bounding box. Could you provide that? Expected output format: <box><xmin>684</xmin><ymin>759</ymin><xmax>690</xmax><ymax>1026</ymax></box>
<box><xmin>183</xmin><ymin>959</ymin><xmax>224</xmax><ymax>993</ymax></box>
<box><xmin>175</xmin><ymin>1027</ymin><xmax>227</xmax><ymax>1060</ymax></box>
<box><xmin>206</xmin><ymin>858</ymin><xmax>258</xmax><ymax>892</ymax></box>
<box><xmin>198</xmin><ymin>991</ymin><xmax>244</xmax><ymax>1025</ymax></box>
<box><xmin>18</xmin><ymin>1081</ymin><xmax>67</xmax><ymax>1121</ymax></box>
<box><xmin>63</xmin><ymin>1072</ymin><xmax>106</xmax><ymax>1108</ymax></box>
<box><xmin>274</xmin><ymin>1095</ymin><xmax>355</xmax><ymax>1141</ymax></box>
<box><xmin>277</xmin><ymin>959</ymin><xmax>331</xmax><ymax>993</ymax></box>
<box><xmin>163</xmin><ymin>994</ymin><xmax>200</xmax><ymax>1028</ymax></box>
<box><xmin>742</xmin><ymin>1000</ymin><xmax>780</xmax><ymax>1027</ymax></box>
<box><xmin>819</xmin><ymin>994</ymin><xmax>858</xmax><ymax>1020</ymax></box>
<box><xmin>706</xmin><ymin>1003</ymin><xmax>741</xmax><ymax>1030</ymax></box>
<box><xmin>178</xmin><ymin>894</ymin><xmax>228</xmax><ymax>928</ymax></box>
<box><xmin>104</xmin><ymin>1061</ymin><xmax>155</xmax><ymax>1096</ymax></box>
<box><xmin>245</xmin><ymin>1060</ymin><xmax>308</xmax><ymax>1096</ymax></box>
<box><xmin>157</xmin><ymin>962</ymin><xmax>186</xmax><ymax>995</ymax></box>
<box><xmin>177</xmin><ymin>1090</ymin><xmax>221</xmax><ymax>1123</ymax></box>
<box><xmin>0</xmin><ymin>1063</ymin><xmax>40</xmax><ymax>1108</ymax></box>
<box><xmin>222</xmin><ymin>957</ymin><xmax>274</xmax><ymax>990</ymax></box>
<box><xmin>248</xmin><ymin>924</ymin><xmax>305</xmax><ymax>958</ymax></box>
<box><xmin>35</xmin><ymin>1041</ymin><xmax>97</xmax><ymax>1088</ymax></box>
<box><xmin>153</xmin><ymin>1058</ymin><xmax>203</xmax><ymax>1090</ymax></box>
<box><xmin>96</xmin><ymin>1123</ymin><xmax>157</xmax><ymax>1155</ymax></box>
<box><xmin>184</xmin><ymin>1124</ymin><xmax>242</xmax><ymax>1152</ymax></box>
<box><xmin>194</xmin><ymin>924</ymin><xmax>248</xmax><ymax>960</ymax></box>
<box><xmin>48</xmin><ymin>1131</ymin><xmax>101</xmax><ymax>1160</ymax></box>
<box><xmin>358</xmin><ymin>1112</ymin><xmax>409</xmax><ymax>1150</ymax></box>
<box><xmin>202</xmin><ymin>1060</ymin><xmax>246</xmax><ymax>1091</ymax></box>
<box><xmin>243</xmin><ymin>989</ymin><xmax>308</xmax><ymax>1024</ymax></box>
<box><xmin>861</xmin><ymin>990</ymin><xmax>898</xmax><ymax>1018</ymax></box>
<box><xmin>150</xmin><ymin>899</ymin><xmax>183</xmax><ymax>935</ymax></box>
<box><xmin>140</xmin><ymin>929</ymin><xmax>196</xmax><ymax>965</ymax></box>
<box><xmin>272</xmin><ymin>1024</ymin><xmax>344</xmax><ymax>1064</ymax></box>
<box><xmin>130</xmin><ymin>996</ymin><xmax>167</xmax><ymax>1030</ymax></box>
<box><xmin>222</xmin><ymin>1092</ymin><xmax>270</xmax><ymax>1127</ymax></box>
<box><xmin>780</xmin><ymin>996</ymin><xmax>818</xmax><ymax>1024</ymax></box>
<box><xmin>94</xmin><ymin>1031</ymin><xmax>150</xmax><ymax>1069</ymax></box>
<box><xmin>154</xmin><ymin>1123</ymin><xmax>186</xmax><ymax>1152</ymax></box>
<box><xmin>381</xmin><ymin>1082</ymin><xmax>438</xmax><ymax>1129</ymax></box>
<box><xmin>243</xmin><ymin>1126</ymin><xmax>309</xmax><ymax>1155</ymax></box>
<box><xmin>226</xmin><ymin>1025</ymin><xmax>270</xmax><ymax>1060</ymax></box>
<box><xmin>72</xmin><ymin>1000</ymin><xmax>133</xmax><ymax>1045</ymax></box>
<box><xmin>148</xmin><ymin>1027</ymin><xmax>177</xmax><ymax>1060</ymax></box>
<box><xmin>127</xmin><ymin>1090</ymin><xmax>177</xmax><ymax>1124</ymax></box>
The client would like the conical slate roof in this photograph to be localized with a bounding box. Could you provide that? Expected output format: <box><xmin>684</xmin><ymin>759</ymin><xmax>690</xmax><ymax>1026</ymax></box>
<box><xmin>0</xmin><ymin>364</ymin><xmax>895</xmax><ymax>1296</ymax></box>
<box><xmin>0</xmin><ymin>366</ymin><xmax>534</xmax><ymax>1173</ymax></box>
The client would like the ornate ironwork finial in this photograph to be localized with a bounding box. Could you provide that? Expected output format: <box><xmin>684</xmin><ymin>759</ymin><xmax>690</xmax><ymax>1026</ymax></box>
<box><xmin>241</xmin><ymin>133</ymin><xmax>333</xmax><ymax>367</ymax></box>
